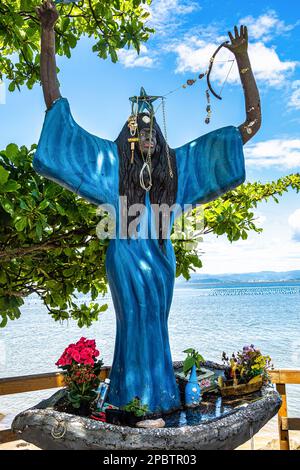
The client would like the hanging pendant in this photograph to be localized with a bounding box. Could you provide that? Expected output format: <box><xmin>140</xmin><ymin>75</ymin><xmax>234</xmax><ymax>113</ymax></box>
<box><xmin>140</xmin><ymin>162</ymin><xmax>152</xmax><ymax>192</ymax></box>
<box><xmin>128</xmin><ymin>137</ymin><xmax>139</xmax><ymax>164</ymax></box>
<box><xmin>205</xmin><ymin>89</ymin><xmax>211</xmax><ymax>124</ymax></box>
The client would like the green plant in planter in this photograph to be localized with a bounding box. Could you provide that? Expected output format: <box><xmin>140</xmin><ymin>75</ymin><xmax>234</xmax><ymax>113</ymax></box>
<box><xmin>122</xmin><ymin>397</ymin><xmax>149</xmax><ymax>417</ymax></box>
<box><xmin>183</xmin><ymin>348</ymin><xmax>205</xmax><ymax>375</ymax></box>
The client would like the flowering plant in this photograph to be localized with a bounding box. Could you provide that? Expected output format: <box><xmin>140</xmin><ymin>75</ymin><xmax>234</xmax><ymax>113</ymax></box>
<box><xmin>222</xmin><ymin>345</ymin><xmax>272</xmax><ymax>385</ymax></box>
<box><xmin>56</xmin><ymin>337</ymin><xmax>103</xmax><ymax>409</ymax></box>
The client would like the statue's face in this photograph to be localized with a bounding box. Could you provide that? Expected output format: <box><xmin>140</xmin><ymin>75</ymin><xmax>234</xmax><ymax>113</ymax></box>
<box><xmin>139</xmin><ymin>128</ymin><xmax>157</xmax><ymax>156</ymax></box>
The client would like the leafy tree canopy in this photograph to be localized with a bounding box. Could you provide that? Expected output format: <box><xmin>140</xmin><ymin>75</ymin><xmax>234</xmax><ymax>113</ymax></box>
<box><xmin>0</xmin><ymin>0</ymin><xmax>153</xmax><ymax>91</ymax></box>
<box><xmin>0</xmin><ymin>143</ymin><xmax>299</xmax><ymax>328</ymax></box>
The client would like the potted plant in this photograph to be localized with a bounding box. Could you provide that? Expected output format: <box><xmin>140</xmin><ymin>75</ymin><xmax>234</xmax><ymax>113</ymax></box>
<box><xmin>122</xmin><ymin>397</ymin><xmax>150</xmax><ymax>426</ymax></box>
<box><xmin>175</xmin><ymin>349</ymin><xmax>216</xmax><ymax>394</ymax></box>
<box><xmin>219</xmin><ymin>345</ymin><xmax>272</xmax><ymax>397</ymax></box>
<box><xmin>55</xmin><ymin>337</ymin><xmax>103</xmax><ymax>415</ymax></box>
<box><xmin>106</xmin><ymin>397</ymin><xmax>149</xmax><ymax>426</ymax></box>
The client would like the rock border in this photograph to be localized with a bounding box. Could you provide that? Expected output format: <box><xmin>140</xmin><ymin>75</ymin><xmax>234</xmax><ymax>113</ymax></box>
<box><xmin>12</xmin><ymin>385</ymin><xmax>281</xmax><ymax>450</ymax></box>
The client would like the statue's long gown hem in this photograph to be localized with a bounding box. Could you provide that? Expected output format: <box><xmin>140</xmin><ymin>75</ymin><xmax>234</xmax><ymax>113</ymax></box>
<box><xmin>34</xmin><ymin>98</ymin><xmax>245</xmax><ymax>412</ymax></box>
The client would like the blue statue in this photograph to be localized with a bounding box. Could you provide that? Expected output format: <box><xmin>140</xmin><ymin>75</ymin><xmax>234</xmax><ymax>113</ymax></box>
<box><xmin>36</xmin><ymin>2</ymin><xmax>261</xmax><ymax>414</ymax></box>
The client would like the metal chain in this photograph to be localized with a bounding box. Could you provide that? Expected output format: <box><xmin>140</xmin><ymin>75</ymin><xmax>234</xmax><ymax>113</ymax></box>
<box><xmin>139</xmin><ymin>111</ymin><xmax>154</xmax><ymax>192</ymax></box>
<box><xmin>161</xmin><ymin>97</ymin><xmax>173</xmax><ymax>179</ymax></box>
<box><xmin>147</xmin><ymin>111</ymin><xmax>154</xmax><ymax>170</ymax></box>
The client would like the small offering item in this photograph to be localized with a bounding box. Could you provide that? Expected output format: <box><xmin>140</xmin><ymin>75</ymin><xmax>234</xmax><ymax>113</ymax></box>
<box><xmin>96</xmin><ymin>378</ymin><xmax>111</xmax><ymax>410</ymax></box>
<box><xmin>185</xmin><ymin>365</ymin><xmax>201</xmax><ymax>407</ymax></box>
<box><xmin>219</xmin><ymin>345</ymin><xmax>272</xmax><ymax>397</ymax></box>
<box><xmin>90</xmin><ymin>411</ymin><xmax>106</xmax><ymax>423</ymax></box>
<box><xmin>90</xmin><ymin>402</ymin><xmax>119</xmax><ymax>423</ymax></box>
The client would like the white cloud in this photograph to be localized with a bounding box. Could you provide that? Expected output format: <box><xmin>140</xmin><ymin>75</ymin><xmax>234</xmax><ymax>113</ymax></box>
<box><xmin>245</xmin><ymin>139</ymin><xmax>300</xmax><ymax>169</ymax></box>
<box><xmin>239</xmin><ymin>10</ymin><xmax>297</xmax><ymax>42</ymax></box>
<box><xmin>173</xmin><ymin>37</ymin><xmax>296</xmax><ymax>87</ymax></box>
<box><xmin>200</xmin><ymin>232</ymin><xmax>300</xmax><ymax>274</ymax></box>
<box><xmin>118</xmin><ymin>45</ymin><xmax>155</xmax><ymax>69</ymax></box>
<box><xmin>289</xmin><ymin>209</ymin><xmax>300</xmax><ymax>241</ymax></box>
<box><xmin>146</xmin><ymin>0</ymin><xmax>201</xmax><ymax>33</ymax></box>
<box><xmin>246</xmin><ymin>42</ymin><xmax>296</xmax><ymax>86</ymax></box>
<box><xmin>174</xmin><ymin>37</ymin><xmax>220</xmax><ymax>73</ymax></box>
<box><xmin>290</xmin><ymin>80</ymin><xmax>300</xmax><ymax>110</ymax></box>
<box><xmin>169</xmin><ymin>10</ymin><xmax>298</xmax><ymax>88</ymax></box>
<box><xmin>116</xmin><ymin>0</ymin><xmax>201</xmax><ymax>69</ymax></box>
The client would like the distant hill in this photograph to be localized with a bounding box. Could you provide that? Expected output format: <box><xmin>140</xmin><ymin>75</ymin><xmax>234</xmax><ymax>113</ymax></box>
<box><xmin>175</xmin><ymin>270</ymin><xmax>300</xmax><ymax>285</ymax></box>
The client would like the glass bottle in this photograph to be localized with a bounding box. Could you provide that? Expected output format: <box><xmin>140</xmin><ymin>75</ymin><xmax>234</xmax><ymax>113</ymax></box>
<box><xmin>96</xmin><ymin>378</ymin><xmax>111</xmax><ymax>410</ymax></box>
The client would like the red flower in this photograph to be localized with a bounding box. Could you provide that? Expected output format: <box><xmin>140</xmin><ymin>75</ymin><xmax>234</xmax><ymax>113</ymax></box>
<box><xmin>80</xmin><ymin>347</ymin><xmax>94</xmax><ymax>360</ymax></box>
<box><xmin>83</xmin><ymin>357</ymin><xmax>94</xmax><ymax>366</ymax></box>
<box><xmin>56</xmin><ymin>337</ymin><xmax>101</xmax><ymax>369</ymax></box>
<box><xmin>70</xmin><ymin>349</ymin><xmax>81</xmax><ymax>362</ymax></box>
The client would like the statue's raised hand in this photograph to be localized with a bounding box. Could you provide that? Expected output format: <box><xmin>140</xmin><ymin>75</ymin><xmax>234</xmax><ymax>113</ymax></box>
<box><xmin>36</xmin><ymin>1</ymin><xmax>59</xmax><ymax>30</ymax></box>
<box><xmin>225</xmin><ymin>25</ymin><xmax>248</xmax><ymax>57</ymax></box>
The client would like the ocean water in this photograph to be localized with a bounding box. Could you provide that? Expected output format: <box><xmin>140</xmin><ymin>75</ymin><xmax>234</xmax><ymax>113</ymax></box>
<box><xmin>1</xmin><ymin>281</ymin><xmax>300</xmax><ymax>430</ymax></box>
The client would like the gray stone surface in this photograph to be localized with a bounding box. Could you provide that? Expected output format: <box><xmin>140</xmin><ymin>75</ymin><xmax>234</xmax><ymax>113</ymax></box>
<box><xmin>12</xmin><ymin>386</ymin><xmax>281</xmax><ymax>450</ymax></box>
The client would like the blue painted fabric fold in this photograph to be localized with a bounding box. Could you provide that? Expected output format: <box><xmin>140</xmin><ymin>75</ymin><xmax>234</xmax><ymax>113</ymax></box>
<box><xmin>175</xmin><ymin>125</ymin><xmax>245</xmax><ymax>208</ymax></box>
<box><xmin>33</xmin><ymin>98</ymin><xmax>119</xmax><ymax>207</ymax></box>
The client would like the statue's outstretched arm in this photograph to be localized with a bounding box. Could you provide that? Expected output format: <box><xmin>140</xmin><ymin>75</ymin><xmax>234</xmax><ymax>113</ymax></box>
<box><xmin>36</xmin><ymin>1</ymin><xmax>61</xmax><ymax>110</ymax></box>
<box><xmin>225</xmin><ymin>26</ymin><xmax>261</xmax><ymax>145</ymax></box>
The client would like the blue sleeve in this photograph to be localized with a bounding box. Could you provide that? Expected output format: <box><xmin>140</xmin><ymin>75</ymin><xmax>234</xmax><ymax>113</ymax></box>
<box><xmin>33</xmin><ymin>98</ymin><xmax>119</xmax><ymax>206</ymax></box>
<box><xmin>175</xmin><ymin>126</ymin><xmax>245</xmax><ymax>208</ymax></box>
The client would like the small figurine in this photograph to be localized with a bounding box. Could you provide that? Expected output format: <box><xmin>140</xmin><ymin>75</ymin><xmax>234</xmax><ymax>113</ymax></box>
<box><xmin>185</xmin><ymin>365</ymin><xmax>201</xmax><ymax>407</ymax></box>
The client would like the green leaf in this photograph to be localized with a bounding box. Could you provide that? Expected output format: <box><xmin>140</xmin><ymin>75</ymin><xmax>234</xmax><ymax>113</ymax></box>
<box><xmin>0</xmin><ymin>166</ymin><xmax>9</xmax><ymax>185</ymax></box>
<box><xmin>1</xmin><ymin>198</ymin><xmax>14</xmax><ymax>215</ymax></box>
<box><xmin>36</xmin><ymin>222</ymin><xmax>43</xmax><ymax>239</ymax></box>
<box><xmin>0</xmin><ymin>315</ymin><xmax>8</xmax><ymax>328</ymax></box>
<box><xmin>6</xmin><ymin>143</ymin><xmax>19</xmax><ymax>159</ymax></box>
<box><xmin>15</xmin><ymin>216</ymin><xmax>27</xmax><ymax>232</ymax></box>
<box><xmin>8</xmin><ymin>82</ymin><xmax>15</xmax><ymax>92</ymax></box>
<box><xmin>0</xmin><ymin>271</ymin><xmax>7</xmax><ymax>283</ymax></box>
<box><xmin>99</xmin><ymin>303</ymin><xmax>108</xmax><ymax>312</ymax></box>
<box><xmin>183</xmin><ymin>356</ymin><xmax>195</xmax><ymax>374</ymax></box>
<box><xmin>241</xmin><ymin>230</ymin><xmax>248</xmax><ymax>240</ymax></box>
<box><xmin>38</xmin><ymin>200</ymin><xmax>50</xmax><ymax>211</ymax></box>
<box><xmin>20</xmin><ymin>200</ymin><xmax>30</xmax><ymax>211</ymax></box>
<box><xmin>0</xmin><ymin>180</ymin><xmax>21</xmax><ymax>192</ymax></box>
<box><xmin>110</xmin><ymin>49</ymin><xmax>118</xmax><ymax>63</ymax></box>
<box><xmin>196</xmin><ymin>354</ymin><xmax>205</xmax><ymax>365</ymax></box>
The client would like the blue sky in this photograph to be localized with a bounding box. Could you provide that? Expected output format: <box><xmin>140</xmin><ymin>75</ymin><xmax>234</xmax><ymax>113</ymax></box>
<box><xmin>0</xmin><ymin>0</ymin><xmax>300</xmax><ymax>274</ymax></box>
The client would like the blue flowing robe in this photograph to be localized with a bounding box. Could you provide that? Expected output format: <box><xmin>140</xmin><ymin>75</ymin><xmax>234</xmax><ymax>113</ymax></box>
<box><xmin>34</xmin><ymin>98</ymin><xmax>245</xmax><ymax>412</ymax></box>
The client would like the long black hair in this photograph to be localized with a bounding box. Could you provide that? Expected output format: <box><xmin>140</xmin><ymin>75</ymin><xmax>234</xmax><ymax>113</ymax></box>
<box><xmin>115</xmin><ymin>113</ymin><xmax>178</xmax><ymax>249</ymax></box>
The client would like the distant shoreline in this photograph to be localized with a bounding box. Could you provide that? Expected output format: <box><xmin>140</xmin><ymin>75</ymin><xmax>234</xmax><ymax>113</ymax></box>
<box><xmin>180</xmin><ymin>280</ymin><xmax>300</xmax><ymax>285</ymax></box>
<box><xmin>175</xmin><ymin>279</ymin><xmax>300</xmax><ymax>288</ymax></box>
<box><xmin>176</xmin><ymin>270</ymin><xmax>300</xmax><ymax>285</ymax></box>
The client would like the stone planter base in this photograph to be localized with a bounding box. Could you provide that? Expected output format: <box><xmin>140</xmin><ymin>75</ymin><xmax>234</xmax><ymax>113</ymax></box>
<box><xmin>12</xmin><ymin>386</ymin><xmax>281</xmax><ymax>450</ymax></box>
